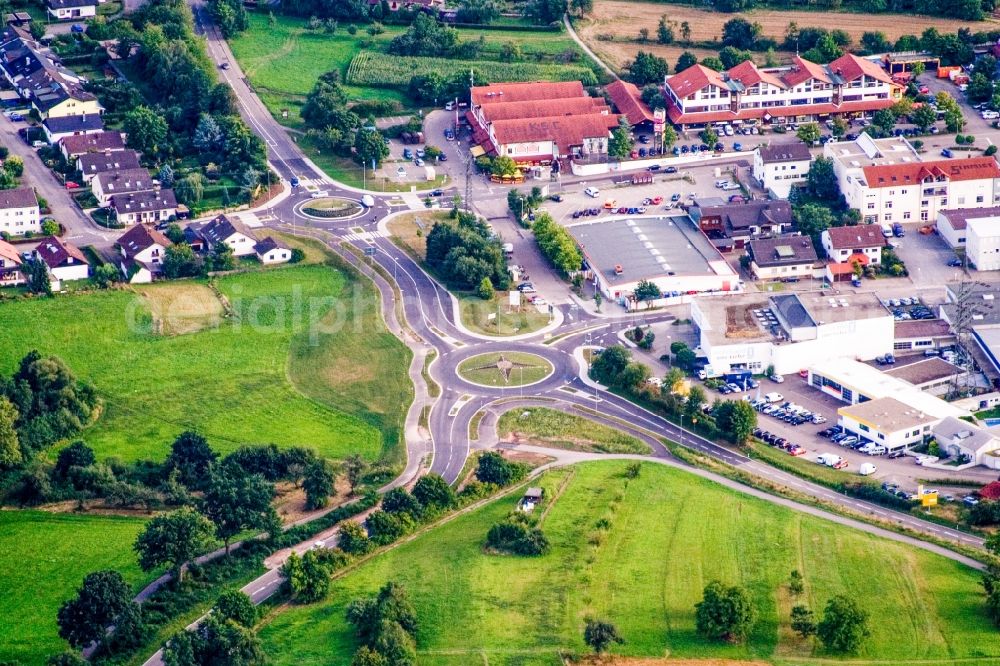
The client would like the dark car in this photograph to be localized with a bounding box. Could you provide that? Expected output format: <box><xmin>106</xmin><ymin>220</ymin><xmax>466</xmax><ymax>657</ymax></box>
<box><xmin>572</xmin><ymin>210</ymin><xmax>582</xmax><ymax>219</ymax></box>
<box><xmin>638</xmin><ymin>134</ymin><xmax>651</xmax><ymax>144</ymax></box>
<box><xmin>648</xmin><ymin>165</ymin><xmax>661</xmax><ymax>172</ymax></box>
<box><xmin>665</xmin><ymin>166</ymin><xmax>677</xmax><ymax>174</ymax></box>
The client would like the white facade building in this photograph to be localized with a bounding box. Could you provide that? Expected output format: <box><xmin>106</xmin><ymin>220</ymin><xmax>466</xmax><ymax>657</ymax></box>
<box><xmin>837</xmin><ymin>396</ymin><xmax>938</xmax><ymax>452</ymax></box>
<box><xmin>966</xmin><ymin>214</ymin><xmax>1000</xmax><ymax>271</ymax></box>
<box><xmin>826</xmin><ymin>133</ymin><xmax>1000</xmax><ymax>224</ymax></box>
<box><xmin>0</xmin><ymin>187</ymin><xmax>39</xmax><ymax>237</ymax></box>
<box><xmin>752</xmin><ymin>142</ymin><xmax>812</xmax><ymax>198</ymax></box>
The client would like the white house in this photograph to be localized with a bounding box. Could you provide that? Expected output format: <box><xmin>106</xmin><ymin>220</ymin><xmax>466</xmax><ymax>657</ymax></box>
<box><xmin>33</xmin><ymin>236</ymin><xmax>88</xmax><ymax>288</ymax></box>
<box><xmin>92</xmin><ymin>168</ymin><xmax>154</xmax><ymax>206</ymax></box>
<box><xmin>826</xmin><ymin>133</ymin><xmax>1000</xmax><ymax>225</ymax></box>
<box><xmin>837</xmin><ymin>396</ymin><xmax>938</xmax><ymax>452</ymax></box>
<box><xmin>199</xmin><ymin>214</ymin><xmax>258</xmax><ymax>257</ymax></box>
<box><xmin>664</xmin><ymin>54</ymin><xmax>902</xmax><ymax>130</ymax></box>
<box><xmin>746</xmin><ymin>235</ymin><xmax>818</xmax><ymax>281</ymax></box>
<box><xmin>47</xmin><ymin>0</ymin><xmax>96</xmax><ymax>20</ymax></box>
<box><xmin>0</xmin><ymin>238</ymin><xmax>24</xmax><ymax>286</ymax></box>
<box><xmin>932</xmin><ymin>417</ymin><xmax>1000</xmax><ymax>467</ymax></box>
<box><xmin>254</xmin><ymin>236</ymin><xmax>291</xmax><ymax>264</ymax></box>
<box><xmin>821</xmin><ymin>223</ymin><xmax>887</xmax><ymax>282</ymax></box>
<box><xmin>110</xmin><ymin>189</ymin><xmax>178</xmax><ymax>226</ymax></box>
<box><xmin>752</xmin><ymin>142</ymin><xmax>812</xmax><ymax>198</ymax></box>
<box><xmin>116</xmin><ymin>223</ymin><xmax>171</xmax><ymax>284</ymax></box>
<box><xmin>0</xmin><ymin>186</ymin><xmax>40</xmax><ymax>237</ymax></box>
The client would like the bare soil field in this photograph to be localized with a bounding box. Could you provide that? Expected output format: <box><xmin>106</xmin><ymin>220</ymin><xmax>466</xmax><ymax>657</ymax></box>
<box><xmin>578</xmin><ymin>0</ymin><xmax>995</xmax><ymax>69</ymax></box>
<box><xmin>139</xmin><ymin>283</ymin><xmax>223</xmax><ymax>335</ymax></box>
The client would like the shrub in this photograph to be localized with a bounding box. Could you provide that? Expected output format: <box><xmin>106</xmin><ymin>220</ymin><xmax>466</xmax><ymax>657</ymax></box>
<box><xmin>485</xmin><ymin>517</ymin><xmax>550</xmax><ymax>556</ymax></box>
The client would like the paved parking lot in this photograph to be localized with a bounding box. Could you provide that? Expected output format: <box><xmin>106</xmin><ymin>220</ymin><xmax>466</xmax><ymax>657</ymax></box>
<box><xmin>892</xmin><ymin>224</ymin><xmax>966</xmax><ymax>288</ymax></box>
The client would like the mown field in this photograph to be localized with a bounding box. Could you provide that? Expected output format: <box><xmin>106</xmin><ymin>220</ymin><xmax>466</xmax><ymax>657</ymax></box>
<box><xmin>497</xmin><ymin>407</ymin><xmax>651</xmax><ymax>454</ymax></box>
<box><xmin>0</xmin><ymin>511</ymin><xmax>151</xmax><ymax>665</ymax></box>
<box><xmin>0</xmin><ymin>243</ymin><xmax>411</xmax><ymax>465</ymax></box>
<box><xmin>258</xmin><ymin>461</ymin><xmax>996</xmax><ymax>665</ymax></box>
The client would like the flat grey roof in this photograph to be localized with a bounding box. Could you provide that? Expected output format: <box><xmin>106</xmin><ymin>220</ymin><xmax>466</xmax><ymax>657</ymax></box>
<box><xmin>567</xmin><ymin>215</ymin><xmax>732</xmax><ymax>286</ymax></box>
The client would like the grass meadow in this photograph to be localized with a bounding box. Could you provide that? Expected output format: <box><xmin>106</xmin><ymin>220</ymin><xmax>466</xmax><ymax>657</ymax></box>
<box><xmin>497</xmin><ymin>407</ymin><xmax>651</xmax><ymax>454</ymax></box>
<box><xmin>258</xmin><ymin>461</ymin><xmax>997</xmax><ymax>666</ymax></box>
<box><xmin>0</xmin><ymin>247</ymin><xmax>411</xmax><ymax>465</ymax></box>
<box><xmin>0</xmin><ymin>511</ymin><xmax>151</xmax><ymax>665</ymax></box>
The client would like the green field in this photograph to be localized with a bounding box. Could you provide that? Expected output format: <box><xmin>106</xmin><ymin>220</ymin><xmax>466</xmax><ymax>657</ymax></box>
<box><xmin>0</xmin><ymin>511</ymin><xmax>151</xmax><ymax>665</ymax></box>
<box><xmin>457</xmin><ymin>351</ymin><xmax>553</xmax><ymax>387</ymax></box>
<box><xmin>497</xmin><ymin>407</ymin><xmax>650</xmax><ymax>454</ymax></box>
<box><xmin>258</xmin><ymin>461</ymin><xmax>997</xmax><ymax>665</ymax></box>
<box><xmin>0</xmin><ymin>252</ymin><xmax>411</xmax><ymax>464</ymax></box>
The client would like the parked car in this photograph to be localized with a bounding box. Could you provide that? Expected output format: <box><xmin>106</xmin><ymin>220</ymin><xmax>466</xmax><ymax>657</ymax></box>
<box><xmin>71</xmin><ymin>23</ymin><xmax>85</xmax><ymax>33</ymax></box>
<box><xmin>65</xmin><ymin>181</ymin><xmax>80</xmax><ymax>189</ymax></box>
<box><xmin>664</xmin><ymin>166</ymin><xmax>677</xmax><ymax>174</ymax></box>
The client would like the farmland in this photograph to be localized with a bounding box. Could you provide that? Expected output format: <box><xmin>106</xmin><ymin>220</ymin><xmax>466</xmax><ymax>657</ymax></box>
<box><xmin>345</xmin><ymin>51</ymin><xmax>596</xmax><ymax>89</ymax></box>
<box><xmin>258</xmin><ymin>461</ymin><xmax>996</xmax><ymax>665</ymax></box>
<box><xmin>0</xmin><ymin>511</ymin><xmax>151</xmax><ymax>665</ymax></box>
<box><xmin>0</xmin><ymin>243</ymin><xmax>411</xmax><ymax>465</ymax></box>
<box><xmin>576</xmin><ymin>0</ymin><xmax>994</xmax><ymax>70</ymax></box>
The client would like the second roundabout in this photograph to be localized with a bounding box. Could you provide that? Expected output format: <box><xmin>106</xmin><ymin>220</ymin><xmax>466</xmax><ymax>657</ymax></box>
<box><xmin>455</xmin><ymin>351</ymin><xmax>555</xmax><ymax>388</ymax></box>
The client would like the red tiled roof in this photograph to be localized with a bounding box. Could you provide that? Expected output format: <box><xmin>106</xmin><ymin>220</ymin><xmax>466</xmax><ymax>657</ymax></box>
<box><xmin>605</xmin><ymin>80</ymin><xmax>655</xmax><ymax>125</ymax></box>
<box><xmin>862</xmin><ymin>157</ymin><xmax>1000</xmax><ymax>189</ymax></box>
<box><xmin>828</xmin><ymin>53</ymin><xmax>893</xmax><ymax>85</ymax></box>
<box><xmin>665</xmin><ymin>64</ymin><xmax>726</xmax><ymax>100</ymax></box>
<box><xmin>728</xmin><ymin>60</ymin><xmax>784</xmax><ymax>89</ymax></box>
<box><xmin>781</xmin><ymin>55</ymin><xmax>832</xmax><ymax>87</ymax></box>
<box><xmin>825</xmin><ymin>224</ymin><xmax>887</xmax><ymax>250</ymax></box>
<box><xmin>666</xmin><ymin>98</ymin><xmax>896</xmax><ymax>125</ymax></box>
<box><xmin>490</xmin><ymin>113</ymin><xmax>621</xmax><ymax>154</ymax></box>
<box><xmin>471</xmin><ymin>81</ymin><xmax>585</xmax><ymax>106</ymax></box>
<box><xmin>0</xmin><ymin>238</ymin><xmax>20</xmax><ymax>265</ymax></box>
<box><xmin>479</xmin><ymin>97</ymin><xmax>608</xmax><ymax>122</ymax></box>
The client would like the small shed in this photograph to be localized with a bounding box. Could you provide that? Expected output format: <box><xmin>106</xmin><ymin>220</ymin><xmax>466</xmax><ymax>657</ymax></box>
<box><xmin>519</xmin><ymin>487</ymin><xmax>544</xmax><ymax>512</ymax></box>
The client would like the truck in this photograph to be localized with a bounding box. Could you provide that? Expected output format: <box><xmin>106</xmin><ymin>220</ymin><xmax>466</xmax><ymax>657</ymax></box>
<box><xmin>723</xmin><ymin>370</ymin><xmax>752</xmax><ymax>385</ymax></box>
<box><xmin>816</xmin><ymin>453</ymin><xmax>843</xmax><ymax>467</ymax></box>
<box><xmin>697</xmin><ymin>366</ymin><xmax>722</xmax><ymax>380</ymax></box>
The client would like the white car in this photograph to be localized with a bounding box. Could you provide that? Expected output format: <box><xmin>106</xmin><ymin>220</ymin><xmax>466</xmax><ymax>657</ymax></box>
<box><xmin>768</xmin><ymin>374</ymin><xmax>784</xmax><ymax>383</ymax></box>
<box><xmin>310</xmin><ymin>190</ymin><xmax>330</xmax><ymax>198</ymax></box>
<box><xmin>982</xmin><ymin>110</ymin><xmax>999</xmax><ymax>120</ymax></box>
<box><xmin>646</xmin><ymin>377</ymin><xmax>663</xmax><ymax>387</ymax></box>
<box><xmin>584</xmin><ymin>186</ymin><xmax>600</xmax><ymax>198</ymax></box>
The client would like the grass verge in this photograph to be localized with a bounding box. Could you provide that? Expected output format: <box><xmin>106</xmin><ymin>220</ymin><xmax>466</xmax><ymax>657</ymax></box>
<box><xmin>456</xmin><ymin>352</ymin><xmax>553</xmax><ymax>387</ymax></box>
<box><xmin>497</xmin><ymin>407</ymin><xmax>650</xmax><ymax>454</ymax></box>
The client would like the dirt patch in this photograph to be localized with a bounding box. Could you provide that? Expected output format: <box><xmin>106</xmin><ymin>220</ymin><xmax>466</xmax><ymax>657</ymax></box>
<box><xmin>32</xmin><ymin>500</ymin><xmax>157</xmax><ymax>518</ymax></box>
<box><xmin>725</xmin><ymin>302</ymin><xmax>767</xmax><ymax>339</ymax></box>
<box><xmin>138</xmin><ymin>283</ymin><xmax>224</xmax><ymax>335</ymax></box>
<box><xmin>273</xmin><ymin>476</ymin><xmax>352</xmax><ymax>525</ymax></box>
<box><xmin>502</xmin><ymin>431</ymin><xmax>608</xmax><ymax>454</ymax></box>
<box><xmin>387</xmin><ymin>211</ymin><xmax>450</xmax><ymax>260</ymax></box>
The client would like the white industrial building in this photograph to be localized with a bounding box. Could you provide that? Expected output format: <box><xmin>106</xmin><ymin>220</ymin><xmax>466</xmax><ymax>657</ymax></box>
<box><xmin>825</xmin><ymin>133</ymin><xmax>1000</xmax><ymax>224</ymax></box>
<box><xmin>752</xmin><ymin>142</ymin><xmax>812</xmax><ymax>199</ymax></box>
<box><xmin>837</xmin><ymin>397</ymin><xmax>938</xmax><ymax>452</ymax></box>
<box><xmin>690</xmin><ymin>291</ymin><xmax>893</xmax><ymax>375</ymax></box>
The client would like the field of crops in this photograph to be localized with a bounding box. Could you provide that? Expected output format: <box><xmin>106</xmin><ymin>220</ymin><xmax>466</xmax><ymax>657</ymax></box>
<box><xmin>345</xmin><ymin>51</ymin><xmax>598</xmax><ymax>88</ymax></box>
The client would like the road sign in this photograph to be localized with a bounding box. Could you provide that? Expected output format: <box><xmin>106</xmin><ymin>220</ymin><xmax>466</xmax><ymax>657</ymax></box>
<box><xmin>508</xmin><ymin>290</ymin><xmax>521</xmax><ymax>307</ymax></box>
<box><xmin>363</xmin><ymin>247</ymin><xmax>377</xmax><ymax>257</ymax></box>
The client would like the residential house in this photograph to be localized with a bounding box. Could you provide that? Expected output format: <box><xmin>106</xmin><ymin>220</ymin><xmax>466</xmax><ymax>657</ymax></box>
<box><xmin>932</xmin><ymin>417</ymin><xmax>1000</xmax><ymax>467</ymax></box>
<box><xmin>60</xmin><ymin>131</ymin><xmax>126</xmax><ymax>161</ymax></box>
<box><xmin>365</xmin><ymin>0</ymin><xmax>444</xmax><ymax>10</ymax></box>
<box><xmin>91</xmin><ymin>168</ymin><xmax>154</xmax><ymax>206</ymax></box>
<box><xmin>752</xmin><ymin>142</ymin><xmax>812</xmax><ymax>198</ymax></box>
<box><xmin>664</xmin><ymin>53</ymin><xmax>902</xmax><ymax>130</ymax></box>
<box><xmin>33</xmin><ymin>235</ymin><xmax>88</xmax><ymax>288</ymax></box>
<box><xmin>183</xmin><ymin>225</ymin><xmax>206</xmax><ymax>252</ymax></box>
<box><xmin>689</xmin><ymin>200</ymin><xmax>793</xmax><ymax>251</ymax></box>
<box><xmin>199</xmin><ymin>214</ymin><xmax>257</xmax><ymax>256</ymax></box>
<box><xmin>254</xmin><ymin>236</ymin><xmax>291</xmax><ymax>264</ymax></box>
<box><xmin>76</xmin><ymin>149</ymin><xmax>141</xmax><ymax>183</ymax></box>
<box><xmin>42</xmin><ymin>112</ymin><xmax>103</xmax><ymax>144</ymax></box>
<box><xmin>826</xmin><ymin>133</ymin><xmax>1000</xmax><ymax>224</ymax></box>
<box><xmin>821</xmin><ymin>223</ymin><xmax>887</xmax><ymax>281</ymax></box>
<box><xmin>0</xmin><ymin>186</ymin><xmax>39</xmax><ymax>237</ymax></box>
<box><xmin>746</xmin><ymin>235</ymin><xmax>818</xmax><ymax>281</ymax></box>
<box><xmin>47</xmin><ymin>0</ymin><xmax>96</xmax><ymax>20</ymax></box>
<box><xmin>116</xmin><ymin>223</ymin><xmax>170</xmax><ymax>284</ymax></box>
<box><xmin>110</xmin><ymin>189</ymin><xmax>178</xmax><ymax>226</ymax></box>
<box><xmin>0</xmin><ymin>238</ymin><xmax>24</xmax><ymax>286</ymax></box>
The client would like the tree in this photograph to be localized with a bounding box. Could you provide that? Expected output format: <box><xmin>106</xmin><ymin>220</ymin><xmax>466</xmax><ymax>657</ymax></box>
<box><xmin>338</xmin><ymin>520</ymin><xmax>373</xmax><ymax>555</ymax></box>
<box><xmin>872</xmin><ymin>108</ymin><xmax>897</xmax><ymax>135</ymax></box>
<box><xmin>584</xmin><ymin>618</ymin><xmax>624</xmax><ymax>653</ymax></box>
<box><xmin>476</xmin><ymin>451</ymin><xmax>526</xmax><ymax>485</ymax></box>
<box><xmin>477</xmin><ymin>276</ymin><xmax>495</xmax><ymax>300</ymax></box>
<box><xmin>525</xmin><ymin>0</ymin><xmax>567</xmax><ymax>23</ymax></box>
<box><xmin>344</xmin><ymin>454</ymin><xmax>367</xmax><ymax>493</ymax></box>
<box><xmin>626</xmin><ymin>51</ymin><xmax>669</xmax><ymax>86</ymax></box>
<box><xmin>700</xmin><ymin>128</ymin><xmax>719</xmax><ymax>148</ymax></box>
<box><xmin>163</xmin><ymin>615</ymin><xmax>264</xmax><ymax>666</ymax></box>
<box><xmin>713</xmin><ymin>399</ymin><xmax>757</xmax><ymax>445</ymax></box>
<box><xmin>48</xmin><ymin>652</ymin><xmax>87</xmax><ymax>666</ymax></box>
<box><xmin>4</xmin><ymin>155</ymin><xmax>23</xmax><ymax>177</ymax></box>
<box><xmin>213</xmin><ymin>590</ymin><xmax>258</xmax><ymax>628</ymax></box>
<box><xmin>92</xmin><ymin>263</ymin><xmax>120</xmax><ymax>289</ymax></box>
<box><xmin>570</xmin><ymin>0</ymin><xmax>593</xmax><ymax>16</ymax></box>
<box><xmin>381</xmin><ymin>487</ymin><xmax>422</xmax><ymax>518</ymax></box>
<box><xmin>720</xmin><ymin>46</ymin><xmax>753</xmax><ymax>70</ymax></box>
<box><xmin>412</xmin><ymin>474</ymin><xmax>456</xmax><ymax>510</ymax></box>
<box><xmin>701</xmin><ymin>57</ymin><xmax>724</xmax><ymax>71</ymax></box>
<box><xmin>56</xmin><ymin>570</ymin><xmax>132</xmax><ymax>648</ymax></box>
<box><xmin>162</xmin><ymin>243</ymin><xmax>201</xmax><ymax>279</ymax></box>
<box><xmin>281</xmin><ymin>549</ymin><xmax>337</xmax><ymax>602</ymax></box>
<box><xmin>207</xmin><ymin>242</ymin><xmax>235</xmax><ymax>272</ymax></box>
<box><xmin>721</xmin><ymin>17</ymin><xmax>761</xmax><ymax>49</ymax></box>
<box><xmin>791</xmin><ymin>605</ymin><xmax>817</xmax><ymax>638</ymax></box>
<box><xmin>591</xmin><ymin>345</ymin><xmax>630</xmax><ymax>384</ymax></box>
<box><xmin>676</xmin><ymin>51</ymin><xmax>697</xmax><ymax>72</ymax></box>
<box><xmin>796</xmin><ymin>123</ymin><xmax>821</xmax><ymax>146</ymax></box>
<box><xmin>805</xmin><ymin>156</ymin><xmax>839</xmax><ymax>200</ymax></box>
<box><xmin>685</xmin><ymin>385</ymin><xmax>707</xmax><ymax>416</ymax></box>
<box><xmin>355</xmin><ymin>127</ymin><xmax>390</xmax><ymax>167</ymax></box>
<box><xmin>638</xmin><ymin>28</ymin><xmax>649</xmax><ymax>43</ymax></box>
<box><xmin>164</xmin><ymin>431</ymin><xmax>217</xmax><ymax>489</ymax></box>
<box><xmin>54</xmin><ymin>441</ymin><xmax>95</xmax><ymax>478</ymax></box>
<box><xmin>303</xmin><ymin>459</ymin><xmax>335</xmax><ymax>510</ymax></box>
<box><xmin>633</xmin><ymin>279</ymin><xmax>662</xmax><ymax>304</ymax></box>
<box><xmin>789</xmin><ymin>569</ymin><xmax>804</xmax><ymax>595</ymax></box>
<box><xmin>352</xmin><ymin>647</ymin><xmax>389</xmax><ymax>666</ymax></box>
<box><xmin>175</xmin><ymin>173</ymin><xmax>205</xmax><ymax>206</ymax></box>
<box><xmin>817</xmin><ymin>595</ymin><xmax>870</xmax><ymax>653</ymax></box>
<box><xmin>123</xmin><ymin>106</ymin><xmax>168</xmax><ymax>157</ymax></box>
<box><xmin>491</xmin><ymin>154</ymin><xmax>519</xmax><ymax>177</ymax></box>
<box><xmin>695</xmin><ymin>580</ymin><xmax>757</xmax><ymax>642</ymax></box>
<box><xmin>910</xmin><ymin>104</ymin><xmax>937</xmax><ymax>132</ymax></box>
<box><xmin>0</xmin><ymin>397</ymin><xmax>20</xmax><ymax>468</ymax></box>
<box><xmin>803</xmin><ymin>33</ymin><xmax>842</xmax><ymax>63</ymax></box>
<box><xmin>457</xmin><ymin>0</ymin><xmax>503</xmax><ymax>23</ymax></box>
<box><xmin>830</xmin><ymin>117</ymin><xmax>848</xmax><ymax>139</ymax></box>
<box><xmin>860</xmin><ymin>31</ymin><xmax>891</xmax><ymax>55</ymax></box>
<box><xmin>657</xmin><ymin>16</ymin><xmax>673</xmax><ymax>44</ymax></box>
<box><xmin>533</xmin><ymin>212</ymin><xmax>582</xmax><ymax>274</ymax></box>
<box><xmin>134</xmin><ymin>507</ymin><xmax>215</xmax><ymax>584</ymax></box>
<box><xmin>26</xmin><ymin>257</ymin><xmax>51</xmax><ymax>295</ymax></box>
<box><xmin>388</xmin><ymin>13</ymin><xmax>460</xmax><ymax>57</ymax></box>
<box><xmin>201</xmin><ymin>463</ymin><xmax>277</xmax><ymax>554</ymax></box>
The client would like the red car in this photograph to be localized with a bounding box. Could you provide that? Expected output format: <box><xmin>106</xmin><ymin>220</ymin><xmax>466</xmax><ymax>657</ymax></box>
<box><xmin>833</xmin><ymin>460</ymin><xmax>849</xmax><ymax>470</ymax></box>
<box><xmin>918</xmin><ymin>85</ymin><xmax>930</xmax><ymax>94</ymax></box>
<box><xmin>650</xmin><ymin>196</ymin><xmax>663</xmax><ymax>205</ymax></box>
<box><xmin>798</xmin><ymin>369</ymin><xmax>809</xmax><ymax>378</ymax></box>
<box><xmin>788</xmin><ymin>446</ymin><xmax>806</xmax><ymax>456</ymax></box>
<box><xmin>65</xmin><ymin>181</ymin><xmax>80</xmax><ymax>189</ymax></box>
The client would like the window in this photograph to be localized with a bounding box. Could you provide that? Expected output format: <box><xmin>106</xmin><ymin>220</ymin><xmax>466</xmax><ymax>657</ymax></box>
<box><xmin>894</xmin><ymin>342</ymin><xmax>912</xmax><ymax>350</ymax></box>
<box><xmin>859</xmin><ymin>423</ymin><xmax>870</xmax><ymax>432</ymax></box>
<box><xmin>920</xmin><ymin>211</ymin><xmax>929</xmax><ymax>221</ymax></box>
<box><xmin>903</xmin><ymin>212</ymin><xmax>911</xmax><ymax>220</ymax></box>
<box><xmin>867</xmin><ymin>202</ymin><xmax>875</xmax><ymax>209</ymax></box>
<box><xmin>884</xmin><ymin>213</ymin><xmax>892</xmax><ymax>221</ymax></box>
<box><xmin>977</xmin><ymin>195</ymin><xmax>985</xmax><ymax>203</ymax></box>
<box><xmin>878</xmin><ymin>433</ymin><xmax>885</xmax><ymax>440</ymax></box>
<box><xmin>886</xmin><ymin>201</ymin><xmax>892</xmax><ymax>209</ymax></box>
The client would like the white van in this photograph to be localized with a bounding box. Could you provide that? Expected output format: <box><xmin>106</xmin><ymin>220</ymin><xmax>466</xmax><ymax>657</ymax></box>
<box><xmin>714</xmin><ymin>179</ymin><xmax>730</xmax><ymax>188</ymax></box>
<box><xmin>584</xmin><ymin>186</ymin><xmax>600</xmax><ymax>198</ymax></box>
<box><xmin>764</xmin><ymin>392</ymin><xmax>783</xmax><ymax>403</ymax></box>
<box><xmin>880</xmin><ymin>223</ymin><xmax>893</xmax><ymax>238</ymax></box>
<box><xmin>361</xmin><ymin>194</ymin><xmax>375</xmax><ymax>207</ymax></box>
<box><xmin>858</xmin><ymin>463</ymin><xmax>877</xmax><ymax>476</ymax></box>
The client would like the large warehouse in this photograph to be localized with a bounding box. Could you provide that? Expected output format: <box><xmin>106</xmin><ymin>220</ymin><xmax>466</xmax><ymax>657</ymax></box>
<box><xmin>690</xmin><ymin>291</ymin><xmax>893</xmax><ymax>375</ymax></box>
<box><xmin>568</xmin><ymin>215</ymin><xmax>739</xmax><ymax>307</ymax></box>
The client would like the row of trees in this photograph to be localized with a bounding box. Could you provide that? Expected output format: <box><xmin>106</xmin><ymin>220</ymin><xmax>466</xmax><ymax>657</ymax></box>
<box><xmin>532</xmin><ymin>212</ymin><xmax>583</xmax><ymax>275</ymax></box>
<box><xmin>704</xmin><ymin>0</ymin><xmax>989</xmax><ymax>21</ymax></box>
<box><xmin>425</xmin><ymin>211</ymin><xmax>510</xmax><ymax>291</ymax></box>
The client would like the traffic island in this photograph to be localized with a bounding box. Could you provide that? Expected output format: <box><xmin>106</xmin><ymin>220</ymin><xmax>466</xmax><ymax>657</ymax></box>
<box><xmin>456</xmin><ymin>352</ymin><xmax>554</xmax><ymax>388</ymax></box>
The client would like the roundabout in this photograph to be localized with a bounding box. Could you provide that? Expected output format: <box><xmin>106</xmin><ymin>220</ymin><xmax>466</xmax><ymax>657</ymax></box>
<box><xmin>455</xmin><ymin>351</ymin><xmax>554</xmax><ymax>388</ymax></box>
<box><xmin>293</xmin><ymin>197</ymin><xmax>366</xmax><ymax>221</ymax></box>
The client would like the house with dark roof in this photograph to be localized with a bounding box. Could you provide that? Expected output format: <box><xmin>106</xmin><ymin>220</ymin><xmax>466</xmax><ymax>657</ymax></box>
<box><xmin>42</xmin><ymin>112</ymin><xmax>103</xmax><ymax>144</ymax></box>
<box><xmin>254</xmin><ymin>236</ymin><xmax>291</xmax><ymax>264</ymax></box>
<box><xmin>664</xmin><ymin>53</ymin><xmax>901</xmax><ymax>130</ymax></box>
<box><xmin>0</xmin><ymin>238</ymin><xmax>24</xmax><ymax>285</ymax></box>
<box><xmin>91</xmin><ymin>168</ymin><xmax>154</xmax><ymax>206</ymax></box>
<box><xmin>47</xmin><ymin>0</ymin><xmax>96</xmax><ymax>21</ymax></box>
<box><xmin>689</xmin><ymin>200</ymin><xmax>793</xmax><ymax>251</ymax></box>
<box><xmin>747</xmin><ymin>235</ymin><xmax>819</xmax><ymax>281</ymax></box>
<box><xmin>60</xmin><ymin>131</ymin><xmax>126</xmax><ymax>161</ymax></box>
<box><xmin>115</xmin><ymin>223</ymin><xmax>171</xmax><ymax>283</ymax></box>
<box><xmin>33</xmin><ymin>235</ymin><xmax>88</xmax><ymax>287</ymax></box>
<box><xmin>199</xmin><ymin>214</ymin><xmax>258</xmax><ymax>256</ymax></box>
<box><xmin>752</xmin><ymin>142</ymin><xmax>812</xmax><ymax>198</ymax></box>
<box><xmin>77</xmin><ymin>149</ymin><xmax>141</xmax><ymax>183</ymax></box>
<box><xmin>110</xmin><ymin>189</ymin><xmax>177</xmax><ymax>226</ymax></box>
<box><xmin>821</xmin><ymin>223</ymin><xmax>887</xmax><ymax>281</ymax></box>
<box><xmin>0</xmin><ymin>186</ymin><xmax>39</xmax><ymax>237</ymax></box>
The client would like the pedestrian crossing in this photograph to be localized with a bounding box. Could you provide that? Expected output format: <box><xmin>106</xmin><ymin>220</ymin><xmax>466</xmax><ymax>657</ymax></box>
<box><xmin>343</xmin><ymin>230</ymin><xmax>387</xmax><ymax>242</ymax></box>
<box><xmin>298</xmin><ymin>178</ymin><xmax>328</xmax><ymax>189</ymax></box>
